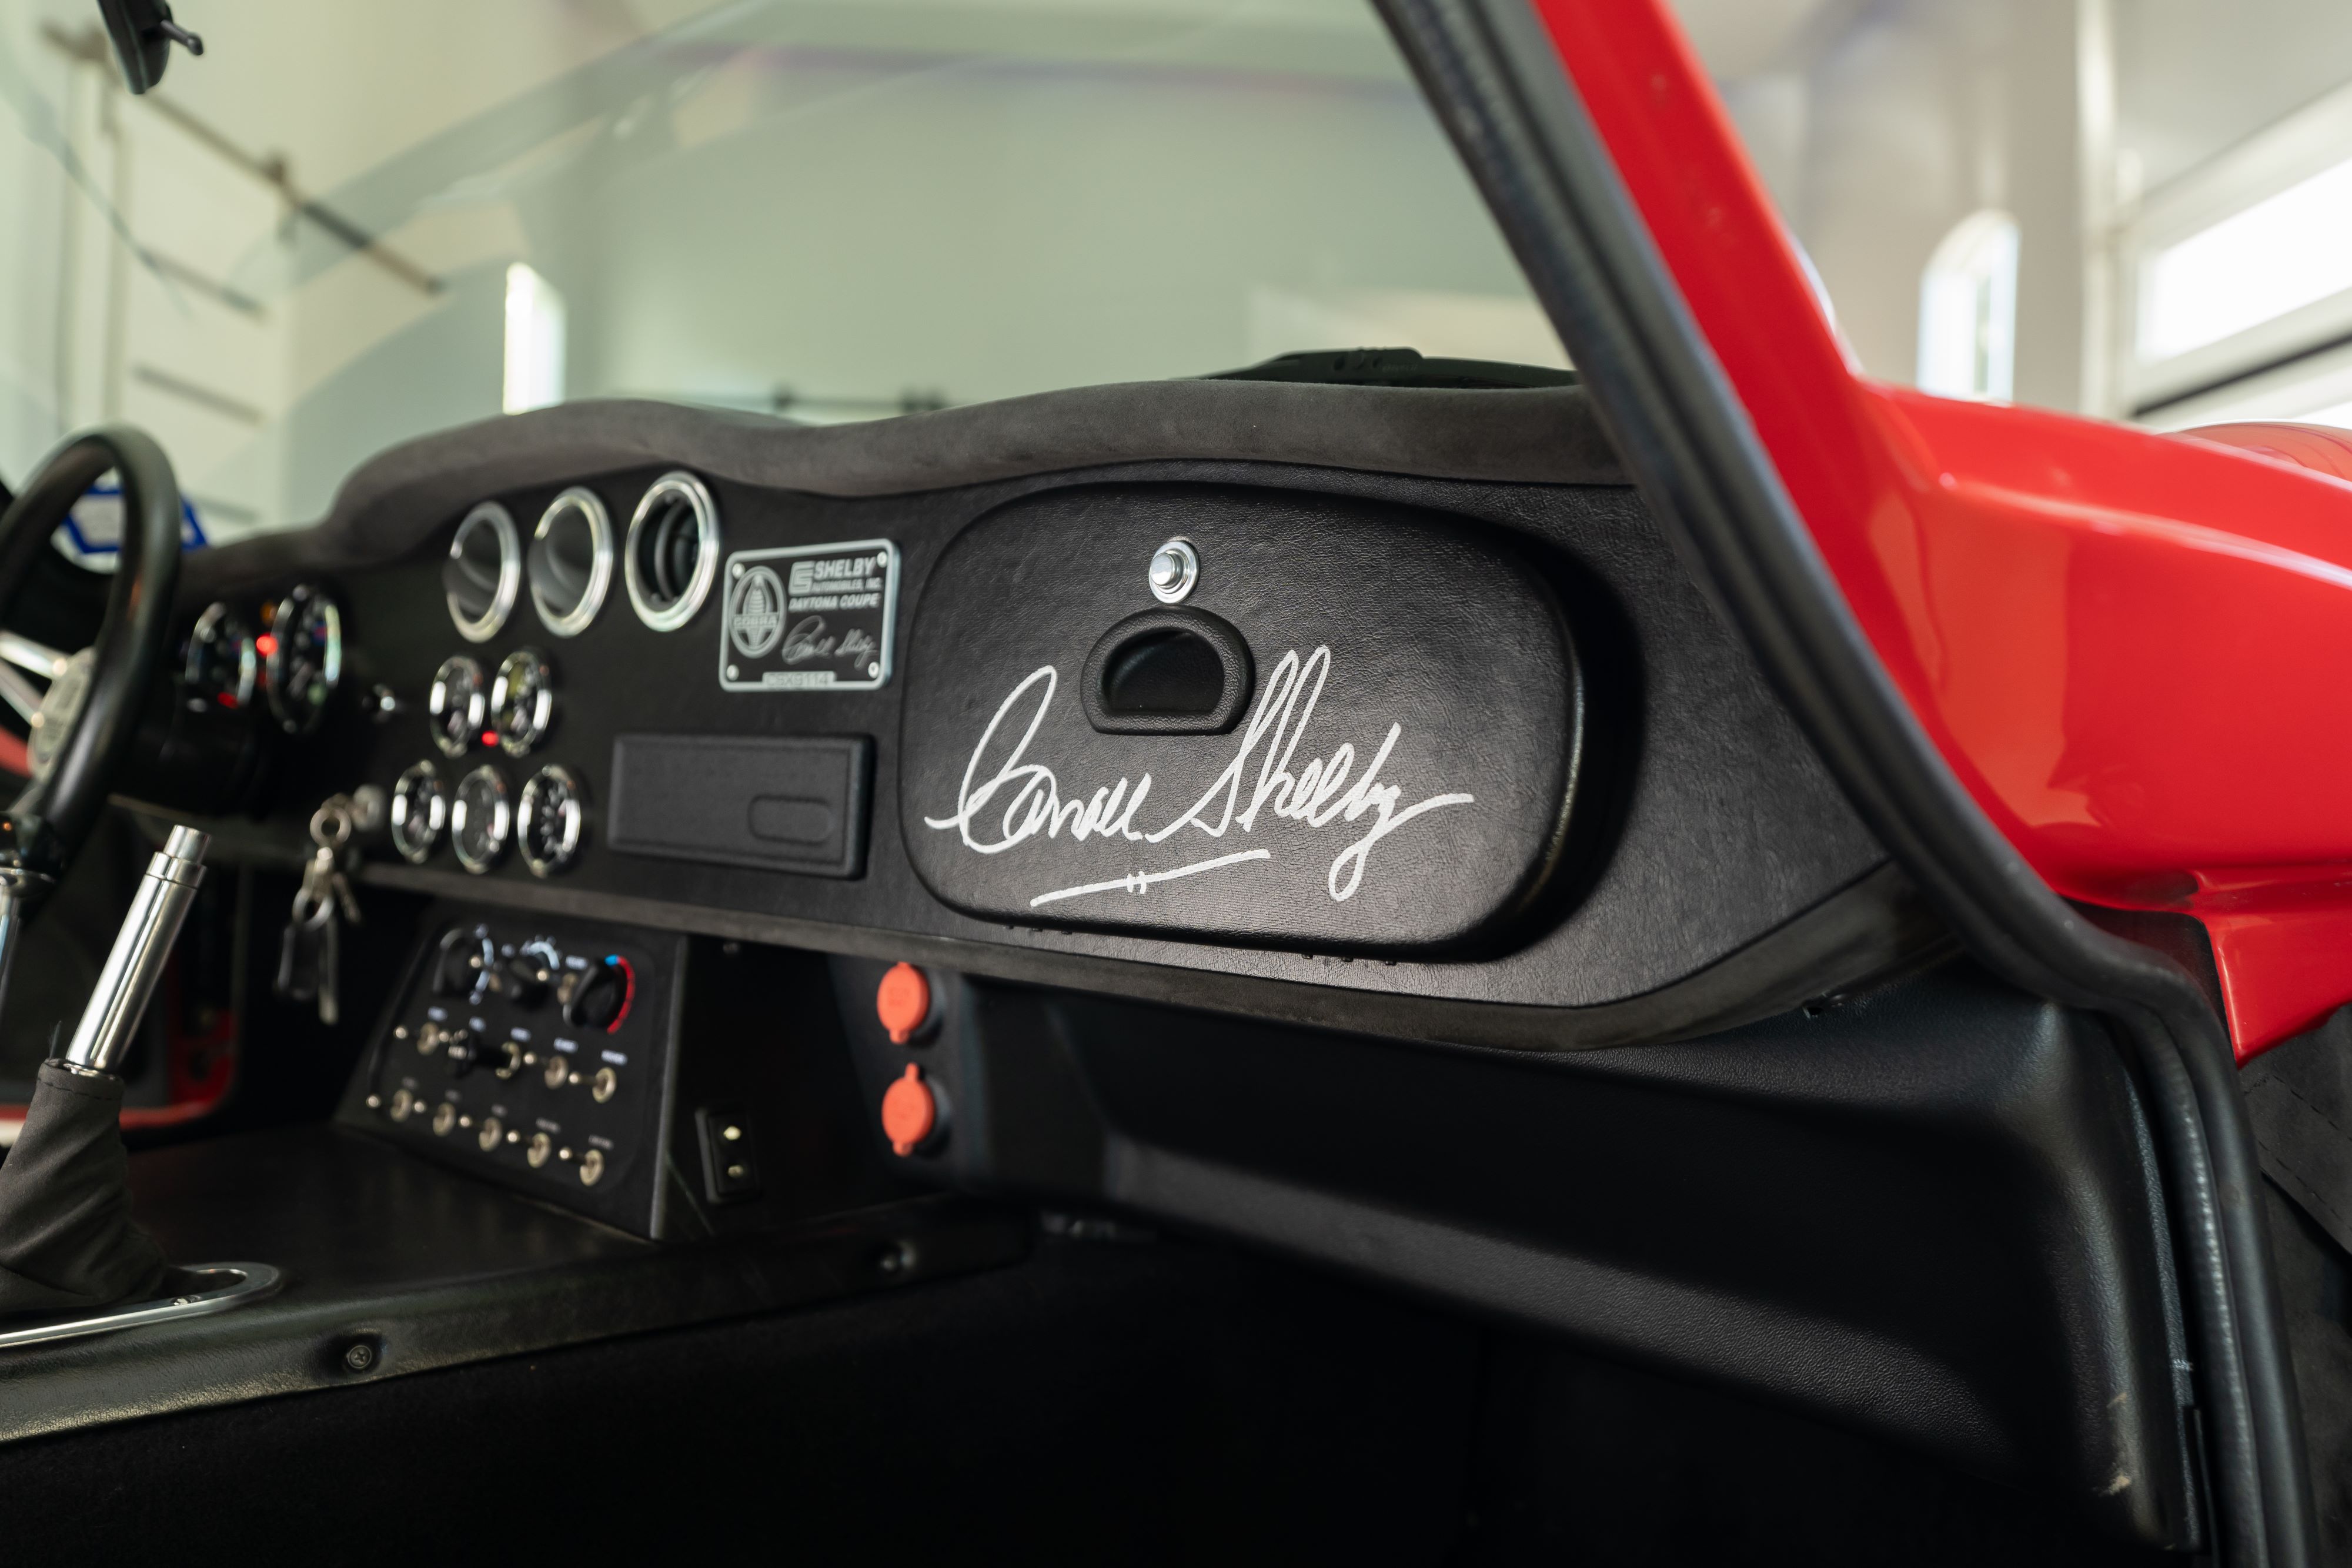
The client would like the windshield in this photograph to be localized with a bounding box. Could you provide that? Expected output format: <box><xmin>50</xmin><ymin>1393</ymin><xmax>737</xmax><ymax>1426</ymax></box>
<box><xmin>0</xmin><ymin>0</ymin><xmax>1560</xmax><ymax>545</ymax></box>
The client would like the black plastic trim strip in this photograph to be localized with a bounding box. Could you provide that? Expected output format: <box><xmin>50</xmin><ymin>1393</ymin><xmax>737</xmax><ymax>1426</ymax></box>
<box><xmin>1374</xmin><ymin>0</ymin><xmax>2316</xmax><ymax>1560</ymax></box>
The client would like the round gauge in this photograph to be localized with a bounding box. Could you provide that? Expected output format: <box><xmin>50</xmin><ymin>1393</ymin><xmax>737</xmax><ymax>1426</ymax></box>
<box><xmin>490</xmin><ymin>648</ymin><xmax>556</xmax><ymax>755</ymax></box>
<box><xmin>390</xmin><ymin>760</ymin><xmax>448</xmax><ymax>864</ymax></box>
<box><xmin>518</xmin><ymin>764</ymin><xmax>586</xmax><ymax>877</ymax></box>
<box><xmin>183</xmin><ymin>603</ymin><xmax>257</xmax><ymax>712</ymax></box>
<box><xmin>264</xmin><ymin>584</ymin><xmax>342</xmax><ymax>735</ymax></box>
<box><xmin>450</xmin><ymin>764</ymin><xmax>512</xmax><ymax>874</ymax></box>
<box><xmin>427</xmin><ymin>655</ymin><xmax>486</xmax><ymax>758</ymax></box>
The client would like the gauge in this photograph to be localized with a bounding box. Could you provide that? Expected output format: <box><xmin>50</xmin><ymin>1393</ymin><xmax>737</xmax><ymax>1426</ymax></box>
<box><xmin>183</xmin><ymin>603</ymin><xmax>257</xmax><ymax>712</ymax></box>
<box><xmin>518</xmin><ymin>765</ymin><xmax>586</xmax><ymax>877</ymax></box>
<box><xmin>427</xmin><ymin>655</ymin><xmax>486</xmax><ymax>758</ymax></box>
<box><xmin>390</xmin><ymin>760</ymin><xmax>448</xmax><ymax>864</ymax></box>
<box><xmin>450</xmin><ymin>764</ymin><xmax>511</xmax><ymax>874</ymax></box>
<box><xmin>490</xmin><ymin>648</ymin><xmax>556</xmax><ymax>755</ymax></box>
<box><xmin>264</xmin><ymin>584</ymin><xmax>342</xmax><ymax>735</ymax></box>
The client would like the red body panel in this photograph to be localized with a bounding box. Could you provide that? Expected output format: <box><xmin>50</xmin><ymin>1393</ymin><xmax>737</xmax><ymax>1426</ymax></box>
<box><xmin>1531</xmin><ymin>0</ymin><xmax>2352</xmax><ymax>1056</ymax></box>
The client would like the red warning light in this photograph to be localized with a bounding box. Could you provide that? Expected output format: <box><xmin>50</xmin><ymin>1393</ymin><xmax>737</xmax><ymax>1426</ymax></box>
<box><xmin>255</xmin><ymin>633</ymin><xmax>278</xmax><ymax>656</ymax></box>
<box><xmin>482</xmin><ymin>731</ymin><xmax>499</xmax><ymax>747</ymax></box>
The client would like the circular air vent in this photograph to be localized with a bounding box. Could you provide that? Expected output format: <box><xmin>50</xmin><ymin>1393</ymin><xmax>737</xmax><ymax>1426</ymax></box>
<box><xmin>444</xmin><ymin>503</ymin><xmax>520</xmax><ymax>642</ymax></box>
<box><xmin>624</xmin><ymin>472</ymin><xmax>720</xmax><ymax>631</ymax></box>
<box><xmin>527</xmin><ymin>487</ymin><xmax>613</xmax><ymax>638</ymax></box>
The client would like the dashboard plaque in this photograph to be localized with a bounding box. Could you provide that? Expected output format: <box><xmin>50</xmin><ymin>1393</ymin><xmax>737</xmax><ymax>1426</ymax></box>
<box><xmin>719</xmin><ymin>539</ymin><xmax>898</xmax><ymax>692</ymax></box>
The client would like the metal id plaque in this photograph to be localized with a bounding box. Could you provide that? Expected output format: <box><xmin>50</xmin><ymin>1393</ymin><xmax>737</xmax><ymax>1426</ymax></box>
<box><xmin>718</xmin><ymin>539</ymin><xmax>899</xmax><ymax>693</ymax></box>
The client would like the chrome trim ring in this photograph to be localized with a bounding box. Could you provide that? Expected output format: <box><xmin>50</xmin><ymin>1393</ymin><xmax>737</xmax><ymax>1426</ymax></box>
<box><xmin>450</xmin><ymin>764</ymin><xmax>512</xmax><ymax>875</ymax></box>
<box><xmin>390</xmin><ymin>760</ymin><xmax>448</xmax><ymax>864</ymax></box>
<box><xmin>492</xmin><ymin>647</ymin><xmax>557</xmax><ymax>756</ymax></box>
<box><xmin>518</xmin><ymin>764</ymin><xmax>586</xmax><ymax>878</ymax></box>
<box><xmin>185</xmin><ymin>601</ymin><xmax>258</xmax><ymax>711</ymax></box>
<box><xmin>623</xmin><ymin>471</ymin><xmax>721</xmax><ymax>632</ymax></box>
<box><xmin>427</xmin><ymin>654</ymin><xmax>486</xmax><ymax>758</ymax></box>
<box><xmin>529</xmin><ymin>487</ymin><xmax>614</xmax><ymax>638</ymax></box>
<box><xmin>265</xmin><ymin>586</ymin><xmax>342</xmax><ymax>735</ymax></box>
<box><xmin>446</xmin><ymin>503</ymin><xmax>521</xmax><ymax>643</ymax></box>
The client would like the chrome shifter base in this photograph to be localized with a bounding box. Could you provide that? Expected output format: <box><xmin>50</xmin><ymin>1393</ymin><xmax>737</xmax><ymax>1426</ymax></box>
<box><xmin>0</xmin><ymin>1262</ymin><xmax>283</xmax><ymax>1352</ymax></box>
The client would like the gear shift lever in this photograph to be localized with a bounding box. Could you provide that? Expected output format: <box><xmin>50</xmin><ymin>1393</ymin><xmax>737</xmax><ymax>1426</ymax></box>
<box><xmin>0</xmin><ymin>826</ymin><xmax>210</xmax><ymax>1315</ymax></box>
<box><xmin>60</xmin><ymin>825</ymin><xmax>208</xmax><ymax>1074</ymax></box>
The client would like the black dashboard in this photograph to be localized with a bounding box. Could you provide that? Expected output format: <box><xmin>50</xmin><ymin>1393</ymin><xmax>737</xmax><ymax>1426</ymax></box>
<box><xmin>149</xmin><ymin>380</ymin><xmax>1915</xmax><ymax>1054</ymax></box>
<box><xmin>24</xmin><ymin>382</ymin><xmax>2203</xmax><ymax>1550</ymax></box>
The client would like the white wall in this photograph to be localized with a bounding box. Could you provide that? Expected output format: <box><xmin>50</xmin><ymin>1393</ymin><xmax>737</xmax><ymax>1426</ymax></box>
<box><xmin>1683</xmin><ymin>0</ymin><xmax>2091</xmax><ymax>410</ymax></box>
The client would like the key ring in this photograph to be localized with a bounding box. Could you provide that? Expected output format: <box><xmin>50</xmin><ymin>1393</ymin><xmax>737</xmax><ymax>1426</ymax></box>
<box><xmin>310</xmin><ymin>797</ymin><xmax>353</xmax><ymax>852</ymax></box>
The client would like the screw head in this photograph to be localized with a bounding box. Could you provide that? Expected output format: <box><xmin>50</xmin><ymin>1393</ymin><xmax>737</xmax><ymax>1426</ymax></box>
<box><xmin>1148</xmin><ymin>537</ymin><xmax>1199</xmax><ymax>604</ymax></box>
<box><xmin>342</xmin><ymin>1341</ymin><xmax>376</xmax><ymax>1373</ymax></box>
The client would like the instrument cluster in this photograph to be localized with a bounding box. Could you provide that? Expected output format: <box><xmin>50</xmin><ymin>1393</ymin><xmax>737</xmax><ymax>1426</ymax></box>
<box><xmin>383</xmin><ymin>470</ymin><xmax>721</xmax><ymax>882</ymax></box>
<box><xmin>394</xmin><ymin>650</ymin><xmax>584</xmax><ymax>878</ymax></box>
<box><xmin>182</xmin><ymin>583</ymin><xmax>344</xmax><ymax>735</ymax></box>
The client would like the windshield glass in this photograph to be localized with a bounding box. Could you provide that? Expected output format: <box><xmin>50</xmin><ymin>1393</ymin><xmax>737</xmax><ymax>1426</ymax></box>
<box><xmin>0</xmin><ymin>0</ymin><xmax>1559</xmax><ymax>544</ymax></box>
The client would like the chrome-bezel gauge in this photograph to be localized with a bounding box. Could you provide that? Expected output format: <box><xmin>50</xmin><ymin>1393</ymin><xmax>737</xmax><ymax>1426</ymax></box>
<box><xmin>183</xmin><ymin>601</ymin><xmax>258</xmax><ymax>713</ymax></box>
<box><xmin>390</xmin><ymin>760</ymin><xmax>449</xmax><ymax>864</ymax></box>
<box><xmin>265</xmin><ymin>584</ymin><xmax>342</xmax><ymax>735</ymax></box>
<box><xmin>450</xmin><ymin>764</ymin><xmax>511</xmax><ymax>874</ymax></box>
<box><xmin>490</xmin><ymin>648</ymin><xmax>556</xmax><ymax>755</ymax></box>
<box><xmin>427</xmin><ymin>654</ymin><xmax>488</xmax><ymax>758</ymax></box>
<box><xmin>518</xmin><ymin>764</ymin><xmax>586</xmax><ymax>877</ymax></box>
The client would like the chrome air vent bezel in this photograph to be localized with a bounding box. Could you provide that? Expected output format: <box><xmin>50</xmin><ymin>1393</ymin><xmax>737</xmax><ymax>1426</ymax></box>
<box><xmin>623</xmin><ymin>472</ymin><xmax>721</xmax><ymax>632</ymax></box>
<box><xmin>528</xmin><ymin>487</ymin><xmax>614</xmax><ymax>638</ymax></box>
<box><xmin>446</xmin><ymin>503</ymin><xmax>521</xmax><ymax>643</ymax></box>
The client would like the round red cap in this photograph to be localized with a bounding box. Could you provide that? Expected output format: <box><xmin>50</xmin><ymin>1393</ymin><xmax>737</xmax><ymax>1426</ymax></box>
<box><xmin>880</xmin><ymin>1064</ymin><xmax>936</xmax><ymax>1156</ymax></box>
<box><xmin>876</xmin><ymin>962</ymin><xmax>931</xmax><ymax>1044</ymax></box>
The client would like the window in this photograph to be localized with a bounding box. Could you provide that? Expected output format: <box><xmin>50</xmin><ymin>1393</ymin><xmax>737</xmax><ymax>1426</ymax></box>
<box><xmin>1917</xmin><ymin>210</ymin><xmax>2018</xmax><ymax>402</ymax></box>
<box><xmin>502</xmin><ymin>264</ymin><xmax>566</xmax><ymax>417</ymax></box>
<box><xmin>1671</xmin><ymin>0</ymin><xmax>2352</xmax><ymax>430</ymax></box>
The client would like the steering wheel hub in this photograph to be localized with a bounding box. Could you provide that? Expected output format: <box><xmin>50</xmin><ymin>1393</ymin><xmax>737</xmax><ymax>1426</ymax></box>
<box><xmin>28</xmin><ymin>647</ymin><xmax>95</xmax><ymax>783</ymax></box>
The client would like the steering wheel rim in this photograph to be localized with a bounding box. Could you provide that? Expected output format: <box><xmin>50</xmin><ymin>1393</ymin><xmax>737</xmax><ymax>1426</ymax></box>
<box><xmin>0</xmin><ymin>426</ymin><xmax>182</xmax><ymax>878</ymax></box>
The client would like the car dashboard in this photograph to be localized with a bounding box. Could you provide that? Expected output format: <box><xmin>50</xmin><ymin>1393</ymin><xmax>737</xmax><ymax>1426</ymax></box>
<box><xmin>0</xmin><ymin>378</ymin><xmax>2203</xmax><ymax>1555</ymax></box>
<box><xmin>178</xmin><ymin>380</ymin><xmax>1902</xmax><ymax>1040</ymax></box>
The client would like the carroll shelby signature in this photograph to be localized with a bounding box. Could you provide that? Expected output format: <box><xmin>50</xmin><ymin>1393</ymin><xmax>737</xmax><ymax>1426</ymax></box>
<box><xmin>922</xmin><ymin>646</ymin><xmax>1474</xmax><ymax>906</ymax></box>
<box><xmin>780</xmin><ymin>617</ymin><xmax>880</xmax><ymax>667</ymax></box>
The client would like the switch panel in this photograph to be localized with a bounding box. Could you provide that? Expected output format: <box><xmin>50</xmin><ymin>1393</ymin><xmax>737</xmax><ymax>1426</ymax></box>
<box><xmin>339</xmin><ymin>907</ymin><xmax>685</xmax><ymax>1236</ymax></box>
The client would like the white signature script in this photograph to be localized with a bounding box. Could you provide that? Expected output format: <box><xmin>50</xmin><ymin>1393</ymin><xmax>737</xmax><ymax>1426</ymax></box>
<box><xmin>781</xmin><ymin>617</ymin><xmax>880</xmax><ymax>667</ymax></box>
<box><xmin>922</xmin><ymin>646</ymin><xmax>1474</xmax><ymax>904</ymax></box>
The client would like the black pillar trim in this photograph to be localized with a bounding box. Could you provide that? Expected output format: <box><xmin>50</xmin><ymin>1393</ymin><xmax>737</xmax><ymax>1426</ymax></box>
<box><xmin>1372</xmin><ymin>1</ymin><xmax>2316</xmax><ymax>1562</ymax></box>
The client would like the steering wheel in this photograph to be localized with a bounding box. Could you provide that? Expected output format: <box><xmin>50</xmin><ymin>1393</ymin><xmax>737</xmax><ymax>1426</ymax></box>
<box><xmin>0</xmin><ymin>427</ymin><xmax>182</xmax><ymax>886</ymax></box>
